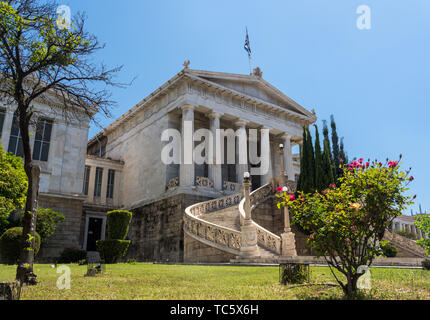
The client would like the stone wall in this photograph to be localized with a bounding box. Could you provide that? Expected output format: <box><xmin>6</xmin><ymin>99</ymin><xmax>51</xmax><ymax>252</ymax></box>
<box><xmin>252</xmin><ymin>196</ymin><xmax>313</xmax><ymax>256</ymax></box>
<box><xmin>127</xmin><ymin>193</ymin><xmax>212</xmax><ymax>262</ymax></box>
<box><xmin>184</xmin><ymin>233</ymin><xmax>236</xmax><ymax>263</ymax></box>
<box><xmin>37</xmin><ymin>194</ymin><xmax>85</xmax><ymax>262</ymax></box>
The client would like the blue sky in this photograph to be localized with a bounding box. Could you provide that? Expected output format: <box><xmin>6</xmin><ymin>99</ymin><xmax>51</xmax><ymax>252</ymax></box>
<box><xmin>66</xmin><ymin>0</ymin><xmax>430</xmax><ymax>214</ymax></box>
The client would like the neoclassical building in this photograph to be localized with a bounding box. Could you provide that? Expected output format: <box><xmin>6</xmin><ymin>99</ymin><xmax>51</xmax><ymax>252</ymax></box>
<box><xmin>84</xmin><ymin>65</ymin><xmax>316</xmax><ymax>262</ymax></box>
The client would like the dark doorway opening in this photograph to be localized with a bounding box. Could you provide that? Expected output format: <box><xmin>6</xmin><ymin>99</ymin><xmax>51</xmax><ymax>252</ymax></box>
<box><xmin>86</xmin><ymin>217</ymin><xmax>103</xmax><ymax>251</ymax></box>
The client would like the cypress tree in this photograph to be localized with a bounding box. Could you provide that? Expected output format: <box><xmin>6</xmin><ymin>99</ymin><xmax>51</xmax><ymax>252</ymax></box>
<box><xmin>313</xmin><ymin>125</ymin><xmax>324</xmax><ymax>192</ymax></box>
<box><xmin>297</xmin><ymin>125</ymin><xmax>316</xmax><ymax>194</ymax></box>
<box><xmin>297</xmin><ymin>126</ymin><xmax>307</xmax><ymax>193</ymax></box>
<box><xmin>331</xmin><ymin>115</ymin><xmax>342</xmax><ymax>180</ymax></box>
<box><xmin>323</xmin><ymin>120</ymin><xmax>336</xmax><ymax>181</ymax></box>
<box><xmin>340</xmin><ymin>137</ymin><xmax>348</xmax><ymax>165</ymax></box>
<box><xmin>322</xmin><ymin>139</ymin><xmax>335</xmax><ymax>188</ymax></box>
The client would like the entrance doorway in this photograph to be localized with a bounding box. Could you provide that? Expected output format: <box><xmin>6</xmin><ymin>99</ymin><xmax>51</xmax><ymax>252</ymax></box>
<box><xmin>86</xmin><ymin>217</ymin><xmax>103</xmax><ymax>251</ymax></box>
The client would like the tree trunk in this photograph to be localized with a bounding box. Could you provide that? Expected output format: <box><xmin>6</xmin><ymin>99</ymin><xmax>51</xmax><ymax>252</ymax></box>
<box><xmin>344</xmin><ymin>273</ymin><xmax>359</xmax><ymax>300</ymax></box>
<box><xmin>15</xmin><ymin>107</ymin><xmax>40</xmax><ymax>285</ymax></box>
<box><xmin>16</xmin><ymin>164</ymin><xmax>40</xmax><ymax>285</ymax></box>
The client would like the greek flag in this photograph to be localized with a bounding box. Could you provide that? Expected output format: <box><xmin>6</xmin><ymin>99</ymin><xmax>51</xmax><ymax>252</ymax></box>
<box><xmin>244</xmin><ymin>28</ymin><xmax>251</xmax><ymax>58</ymax></box>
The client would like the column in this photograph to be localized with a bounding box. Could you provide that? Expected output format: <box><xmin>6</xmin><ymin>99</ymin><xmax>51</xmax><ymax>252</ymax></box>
<box><xmin>261</xmin><ymin>128</ymin><xmax>273</xmax><ymax>185</ymax></box>
<box><xmin>1</xmin><ymin>109</ymin><xmax>14</xmax><ymax>149</ymax></box>
<box><xmin>208</xmin><ymin>112</ymin><xmax>222</xmax><ymax>190</ymax></box>
<box><xmin>180</xmin><ymin>105</ymin><xmax>195</xmax><ymax>187</ymax></box>
<box><xmin>100</xmin><ymin>167</ymin><xmax>109</xmax><ymax>205</ymax></box>
<box><xmin>235</xmin><ymin>121</ymin><xmax>248</xmax><ymax>185</ymax></box>
<box><xmin>282</xmin><ymin>134</ymin><xmax>295</xmax><ymax>182</ymax></box>
<box><xmin>87</xmin><ymin>166</ymin><xmax>96</xmax><ymax>203</ymax></box>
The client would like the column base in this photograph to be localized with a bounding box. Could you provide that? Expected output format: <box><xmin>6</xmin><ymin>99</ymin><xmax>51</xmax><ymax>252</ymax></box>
<box><xmin>281</xmin><ymin>232</ymin><xmax>297</xmax><ymax>257</ymax></box>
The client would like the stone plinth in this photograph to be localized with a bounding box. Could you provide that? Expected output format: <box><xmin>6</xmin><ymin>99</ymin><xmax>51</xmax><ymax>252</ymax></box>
<box><xmin>281</xmin><ymin>232</ymin><xmax>297</xmax><ymax>257</ymax></box>
<box><xmin>240</xmin><ymin>224</ymin><xmax>260</xmax><ymax>257</ymax></box>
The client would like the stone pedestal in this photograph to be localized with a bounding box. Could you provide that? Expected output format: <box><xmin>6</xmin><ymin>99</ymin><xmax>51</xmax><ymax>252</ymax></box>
<box><xmin>281</xmin><ymin>232</ymin><xmax>297</xmax><ymax>257</ymax></box>
<box><xmin>240</xmin><ymin>224</ymin><xmax>260</xmax><ymax>257</ymax></box>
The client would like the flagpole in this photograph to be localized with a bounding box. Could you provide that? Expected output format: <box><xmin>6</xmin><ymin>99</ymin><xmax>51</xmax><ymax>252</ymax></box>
<box><xmin>249</xmin><ymin>54</ymin><xmax>252</xmax><ymax>75</ymax></box>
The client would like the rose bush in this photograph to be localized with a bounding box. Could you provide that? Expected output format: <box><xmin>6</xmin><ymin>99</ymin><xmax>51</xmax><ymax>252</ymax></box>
<box><xmin>276</xmin><ymin>155</ymin><xmax>414</xmax><ymax>299</ymax></box>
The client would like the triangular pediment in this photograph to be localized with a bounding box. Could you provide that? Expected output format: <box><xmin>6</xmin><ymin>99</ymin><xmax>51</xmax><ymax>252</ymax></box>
<box><xmin>186</xmin><ymin>69</ymin><xmax>313</xmax><ymax>119</ymax></box>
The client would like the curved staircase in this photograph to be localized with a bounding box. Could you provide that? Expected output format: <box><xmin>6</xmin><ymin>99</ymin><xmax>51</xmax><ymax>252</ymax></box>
<box><xmin>184</xmin><ymin>179</ymin><xmax>292</xmax><ymax>263</ymax></box>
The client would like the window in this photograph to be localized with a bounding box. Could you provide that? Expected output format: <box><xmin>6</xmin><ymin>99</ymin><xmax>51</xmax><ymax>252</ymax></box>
<box><xmin>0</xmin><ymin>109</ymin><xmax>5</xmax><ymax>138</ymax></box>
<box><xmin>33</xmin><ymin>118</ymin><xmax>53</xmax><ymax>162</ymax></box>
<box><xmin>8</xmin><ymin>115</ymin><xmax>23</xmax><ymax>157</ymax></box>
<box><xmin>83</xmin><ymin>166</ymin><xmax>91</xmax><ymax>196</ymax></box>
<box><xmin>106</xmin><ymin>169</ymin><xmax>115</xmax><ymax>199</ymax></box>
<box><xmin>94</xmin><ymin>167</ymin><xmax>103</xmax><ymax>197</ymax></box>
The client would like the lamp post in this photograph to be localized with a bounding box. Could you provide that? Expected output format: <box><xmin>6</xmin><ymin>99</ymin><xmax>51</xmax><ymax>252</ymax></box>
<box><xmin>278</xmin><ymin>145</ymin><xmax>297</xmax><ymax>257</ymax></box>
<box><xmin>240</xmin><ymin>172</ymin><xmax>259</xmax><ymax>258</ymax></box>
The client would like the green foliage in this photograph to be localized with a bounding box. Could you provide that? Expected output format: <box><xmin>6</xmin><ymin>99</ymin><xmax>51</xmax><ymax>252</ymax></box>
<box><xmin>313</xmin><ymin>125</ymin><xmax>324</xmax><ymax>192</ymax></box>
<box><xmin>106</xmin><ymin>210</ymin><xmax>132</xmax><ymax>240</ymax></box>
<box><xmin>381</xmin><ymin>244</ymin><xmax>398</xmax><ymax>258</ymax></box>
<box><xmin>0</xmin><ymin>227</ymin><xmax>40</xmax><ymax>264</ymax></box>
<box><xmin>96</xmin><ymin>239</ymin><xmax>130</xmax><ymax>264</ymax></box>
<box><xmin>277</xmin><ymin>156</ymin><xmax>414</xmax><ymax>298</ymax></box>
<box><xmin>331</xmin><ymin>115</ymin><xmax>342</xmax><ymax>180</ymax></box>
<box><xmin>422</xmin><ymin>259</ymin><xmax>430</xmax><ymax>271</ymax></box>
<box><xmin>0</xmin><ymin>145</ymin><xmax>27</xmax><ymax>233</ymax></box>
<box><xmin>58</xmin><ymin>248</ymin><xmax>87</xmax><ymax>264</ymax></box>
<box><xmin>395</xmin><ymin>230</ymin><xmax>417</xmax><ymax>240</ymax></box>
<box><xmin>33</xmin><ymin>208</ymin><xmax>65</xmax><ymax>243</ymax></box>
<box><xmin>415</xmin><ymin>214</ymin><xmax>430</xmax><ymax>255</ymax></box>
<box><xmin>297</xmin><ymin>126</ymin><xmax>315</xmax><ymax>194</ymax></box>
<box><xmin>279</xmin><ymin>263</ymin><xmax>310</xmax><ymax>285</ymax></box>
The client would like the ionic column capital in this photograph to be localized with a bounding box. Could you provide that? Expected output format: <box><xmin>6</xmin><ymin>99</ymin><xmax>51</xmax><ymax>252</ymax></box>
<box><xmin>235</xmin><ymin>120</ymin><xmax>247</xmax><ymax>128</ymax></box>
<box><xmin>181</xmin><ymin>104</ymin><xmax>195</xmax><ymax>112</ymax></box>
<box><xmin>208</xmin><ymin>112</ymin><xmax>222</xmax><ymax>120</ymax></box>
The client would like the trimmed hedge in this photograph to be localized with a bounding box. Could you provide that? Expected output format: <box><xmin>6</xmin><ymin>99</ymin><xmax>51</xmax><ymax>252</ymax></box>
<box><xmin>96</xmin><ymin>240</ymin><xmax>130</xmax><ymax>263</ymax></box>
<box><xmin>58</xmin><ymin>248</ymin><xmax>87</xmax><ymax>264</ymax></box>
<box><xmin>382</xmin><ymin>244</ymin><xmax>398</xmax><ymax>258</ymax></box>
<box><xmin>106</xmin><ymin>210</ymin><xmax>132</xmax><ymax>240</ymax></box>
<box><xmin>0</xmin><ymin>227</ymin><xmax>41</xmax><ymax>265</ymax></box>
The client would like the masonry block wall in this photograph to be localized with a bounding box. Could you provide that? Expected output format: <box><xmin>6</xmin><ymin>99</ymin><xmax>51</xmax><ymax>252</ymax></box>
<box><xmin>127</xmin><ymin>194</ymin><xmax>213</xmax><ymax>262</ymax></box>
<box><xmin>37</xmin><ymin>195</ymin><xmax>85</xmax><ymax>262</ymax></box>
<box><xmin>252</xmin><ymin>197</ymin><xmax>313</xmax><ymax>256</ymax></box>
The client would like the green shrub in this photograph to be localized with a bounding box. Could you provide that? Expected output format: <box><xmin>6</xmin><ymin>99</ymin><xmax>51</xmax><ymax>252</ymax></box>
<box><xmin>422</xmin><ymin>259</ymin><xmax>430</xmax><ymax>271</ymax></box>
<box><xmin>106</xmin><ymin>210</ymin><xmax>132</xmax><ymax>240</ymax></box>
<box><xmin>96</xmin><ymin>240</ymin><xmax>130</xmax><ymax>263</ymax></box>
<box><xmin>58</xmin><ymin>248</ymin><xmax>87</xmax><ymax>264</ymax></box>
<box><xmin>0</xmin><ymin>227</ymin><xmax>41</xmax><ymax>265</ymax></box>
<box><xmin>33</xmin><ymin>208</ymin><xmax>65</xmax><ymax>243</ymax></box>
<box><xmin>382</xmin><ymin>244</ymin><xmax>398</xmax><ymax>258</ymax></box>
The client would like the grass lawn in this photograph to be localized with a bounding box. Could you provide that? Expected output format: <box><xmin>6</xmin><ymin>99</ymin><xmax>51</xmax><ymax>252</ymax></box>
<box><xmin>0</xmin><ymin>263</ymin><xmax>429</xmax><ymax>300</ymax></box>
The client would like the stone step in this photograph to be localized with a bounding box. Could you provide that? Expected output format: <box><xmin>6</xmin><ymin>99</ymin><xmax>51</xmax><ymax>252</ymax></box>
<box><xmin>199</xmin><ymin>207</ymin><xmax>241</xmax><ymax>231</ymax></box>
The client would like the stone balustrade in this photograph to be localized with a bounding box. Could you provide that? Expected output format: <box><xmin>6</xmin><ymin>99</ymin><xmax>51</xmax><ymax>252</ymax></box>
<box><xmin>184</xmin><ymin>192</ymin><xmax>243</xmax><ymax>254</ymax></box>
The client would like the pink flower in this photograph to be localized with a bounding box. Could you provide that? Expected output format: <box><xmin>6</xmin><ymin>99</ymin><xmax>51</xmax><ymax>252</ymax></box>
<box><xmin>276</xmin><ymin>187</ymin><xmax>283</xmax><ymax>192</ymax></box>
<box><xmin>413</xmin><ymin>195</ymin><xmax>417</xmax><ymax>199</ymax></box>
<box><xmin>378</xmin><ymin>162</ymin><xmax>383</xmax><ymax>167</ymax></box>
<box><xmin>330</xmin><ymin>184</ymin><xmax>336</xmax><ymax>189</ymax></box>
<box><xmin>365</xmin><ymin>162</ymin><xmax>370</xmax><ymax>168</ymax></box>
<box><xmin>388</xmin><ymin>161</ymin><xmax>398</xmax><ymax>168</ymax></box>
<box><xmin>339</xmin><ymin>158</ymin><xmax>343</xmax><ymax>163</ymax></box>
<box><xmin>358</xmin><ymin>158</ymin><xmax>364</xmax><ymax>164</ymax></box>
<box><xmin>289</xmin><ymin>194</ymin><xmax>295</xmax><ymax>201</ymax></box>
<box><xmin>409</xmin><ymin>176</ymin><xmax>414</xmax><ymax>181</ymax></box>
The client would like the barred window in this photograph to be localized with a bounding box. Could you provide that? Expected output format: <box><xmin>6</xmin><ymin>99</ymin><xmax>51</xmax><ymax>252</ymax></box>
<box><xmin>8</xmin><ymin>115</ymin><xmax>24</xmax><ymax>157</ymax></box>
<box><xmin>94</xmin><ymin>167</ymin><xmax>103</xmax><ymax>197</ymax></box>
<box><xmin>33</xmin><ymin>118</ymin><xmax>53</xmax><ymax>162</ymax></box>
<box><xmin>83</xmin><ymin>166</ymin><xmax>91</xmax><ymax>196</ymax></box>
<box><xmin>106</xmin><ymin>169</ymin><xmax>115</xmax><ymax>199</ymax></box>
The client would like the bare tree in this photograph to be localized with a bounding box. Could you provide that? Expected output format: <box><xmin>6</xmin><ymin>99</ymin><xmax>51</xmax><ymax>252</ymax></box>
<box><xmin>0</xmin><ymin>0</ymin><xmax>124</xmax><ymax>284</ymax></box>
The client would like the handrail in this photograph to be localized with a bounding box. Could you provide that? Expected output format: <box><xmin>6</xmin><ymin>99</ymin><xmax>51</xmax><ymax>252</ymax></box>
<box><xmin>239</xmin><ymin>182</ymin><xmax>282</xmax><ymax>254</ymax></box>
<box><xmin>184</xmin><ymin>192</ymin><xmax>243</xmax><ymax>254</ymax></box>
